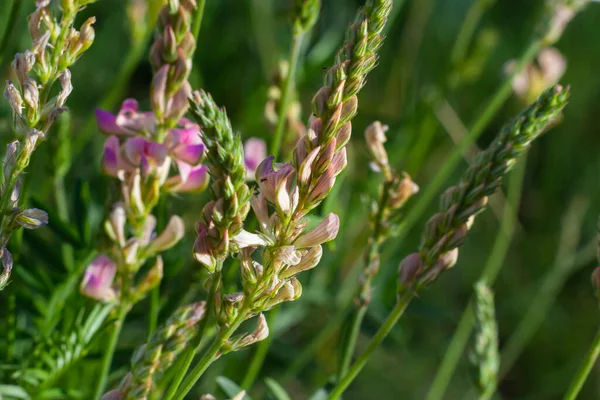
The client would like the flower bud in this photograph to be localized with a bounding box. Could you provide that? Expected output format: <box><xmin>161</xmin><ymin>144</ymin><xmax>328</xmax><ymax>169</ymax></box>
<box><xmin>0</xmin><ymin>249</ymin><xmax>14</xmax><ymax>289</ymax></box>
<box><xmin>80</xmin><ymin>255</ymin><xmax>117</xmax><ymax>302</ymax></box>
<box><xmin>281</xmin><ymin>245</ymin><xmax>323</xmax><ymax>278</ymax></box>
<box><xmin>12</xmin><ymin>51</ymin><xmax>35</xmax><ymax>85</ymax></box>
<box><xmin>4</xmin><ymin>82</ymin><xmax>23</xmax><ymax>116</ymax></box>
<box><xmin>397</xmin><ymin>252</ymin><xmax>423</xmax><ymax>292</ymax></box>
<box><xmin>294</xmin><ymin>213</ymin><xmax>339</xmax><ymax>248</ymax></box>
<box><xmin>23</xmin><ymin>78</ymin><xmax>39</xmax><ymax>113</ymax></box>
<box><xmin>151</xmin><ymin>65</ymin><xmax>169</xmax><ymax>117</ymax></box>
<box><xmin>146</xmin><ymin>215</ymin><xmax>185</xmax><ymax>254</ymax></box>
<box><xmin>4</xmin><ymin>141</ymin><xmax>19</xmax><ymax>180</ymax></box>
<box><xmin>389</xmin><ymin>173</ymin><xmax>419</xmax><ymax>210</ymax></box>
<box><xmin>16</xmin><ymin>208</ymin><xmax>48</xmax><ymax>229</ymax></box>
<box><xmin>56</xmin><ymin>70</ymin><xmax>73</xmax><ymax>107</ymax></box>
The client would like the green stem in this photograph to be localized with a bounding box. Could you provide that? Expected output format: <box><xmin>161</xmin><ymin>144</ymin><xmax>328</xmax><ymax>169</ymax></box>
<box><xmin>148</xmin><ymin>285</ymin><xmax>160</xmax><ymax>339</ymax></box>
<box><xmin>270</xmin><ymin>32</ymin><xmax>304</xmax><ymax>160</ymax></box>
<box><xmin>329</xmin><ymin>290</ymin><xmax>415</xmax><ymax>400</ymax></box>
<box><xmin>563</xmin><ymin>329</ymin><xmax>600</xmax><ymax>400</ymax></box>
<box><xmin>164</xmin><ymin>273</ymin><xmax>221</xmax><ymax>400</ymax></box>
<box><xmin>241</xmin><ymin>307</ymin><xmax>280</xmax><ymax>390</ymax></box>
<box><xmin>172</xmin><ymin>315</ymin><xmax>244</xmax><ymax>400</ymax></box>
<box><xmin>425</xmin><ymin>160</ymin><xmax>526</xmax><ymax>400</ymax></box>
<box><xmin>338</xmin><ymin>305</ymin><xmax>367</xmax><ymax>381</ymax></box>
<box><xmin>93</xmin><ymin>304</ymin><xmax>129</xmax><ymax>400</ymax></box>
<box><xmin>450</xmin><ymin>0</ymin><xmax>492</xmax><ymax>66</ymax></box>
<box><xmin>0</xmin><ymin>0</ymin><xmax>20</xmax><ymax>67</ymax></box>
<box><xmin>394</xmin><ymin>40</ymin><xmax>541</xmax><ymax>250</ymax></box>
<box><xmin>192</xmin><ymin>0</ymin><xmax>206</xmax><ymax>40</ymax></box>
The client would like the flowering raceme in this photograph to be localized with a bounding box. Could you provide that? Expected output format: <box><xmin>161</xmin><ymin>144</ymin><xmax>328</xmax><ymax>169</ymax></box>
<box><xmin>97</xmin><ymin>99</ymin><xmax>209</xmax><ymax>193</ymax></box>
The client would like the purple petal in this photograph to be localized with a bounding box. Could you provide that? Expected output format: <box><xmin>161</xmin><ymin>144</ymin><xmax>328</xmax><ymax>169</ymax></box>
<box><xmin>102</xmin><ymin>136</ymin><xmax>121</xmax><ymax>176</ymax></box>
<box><xmin>95</xmin><ymin>109</ymin><xmax>129</xmax><ymax>134</ymax></box>
<box><xmin>124</xmin><ymin>137</ymin><xmax>167</xmax><ymax>166</ymax></box>
<box><xmin>172</xmin><ymin>143</ymin><xmax>205</xmax><ymax>165</ymax></box>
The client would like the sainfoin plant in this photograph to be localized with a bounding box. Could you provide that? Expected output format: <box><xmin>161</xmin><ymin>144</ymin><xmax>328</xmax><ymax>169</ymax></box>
<box><xmin>2</xmin><ymin>0</ymin><xmax>600</xmax><ymax>399</ymax></box>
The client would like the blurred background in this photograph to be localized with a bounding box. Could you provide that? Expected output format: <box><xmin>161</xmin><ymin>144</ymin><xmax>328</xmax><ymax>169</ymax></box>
<box><xmin>1</xmin><ymin>0</ymin><xmax>600</xmax><ymax>398</ymax></box>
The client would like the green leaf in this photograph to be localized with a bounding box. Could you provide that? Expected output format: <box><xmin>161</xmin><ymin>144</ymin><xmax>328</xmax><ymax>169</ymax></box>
<box><xmin>216</xmin><ymin>376</ymin><xmax>252</xmax><ymax>400</ymax></box>
<box><xmin>0</xmin><ymin>385</ymin><xmax>31</xmax><ymax>399</ymax></box>
<box><xmin>264</xmin><ymin>378</ymin><xmax>291</xmax><ymax>400</ymax></box>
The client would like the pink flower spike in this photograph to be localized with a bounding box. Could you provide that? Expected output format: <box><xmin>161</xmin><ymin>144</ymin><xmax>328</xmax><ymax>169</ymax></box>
<box><xmin>165</xmin><ymin>165</ymin><xmax>209</xmax><ymax>193</ymax></box>
<box><xmin>102</xmin><ymin>136</ymin><xmax>122</xmax><ymax>177</ymax></box>
<box><xmin>244</xmin><ymin>138</ymin><xmax>267</xmax><ymax>181</ymax></box>
<box><xmin>80</xmin><ymin>255</ymin><xmax>117</xmax><ymax>301</ymax></box>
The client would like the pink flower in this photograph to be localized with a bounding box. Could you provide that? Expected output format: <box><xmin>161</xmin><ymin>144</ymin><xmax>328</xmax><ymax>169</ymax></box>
<box><xmin>124</xmin><ymin>137</ymin><xmax>168</xmax><ymax>176</ymax></box>
<box><xmin>95</xmin><ymin>99</ymin><xmax>155</xmax><ymax>135</ymax></box>
<box><xmin>80</xmin><ymin>255</ymin><xmax>117</xmax><ymax>301</ymax></box>
<box><xmin>244</xmin><ymin>138</ymin><xmax>267</xmax><ymax>181</ymax></box>
<box><xmin>102</xmin><ymin>136</ymin><xmax>132</xmax><ymax>177</ymax></box>
<box><xmin>165</xmin><ymin>127</ymin><xmax>205</xmax><ymax>181</ymax></box>
<box><xmin>294</xmin><ymin>213</ymin><xmax>340</xmax><ymax>248</ymax></box>
<box><xmin>165</xmin><ymin>164</ymin><xmax>210</xmax><ymax>193</ymax></box>
<box><xmin>256</xmin><ymin>156</ymin><xmax>296</xmax><ymax>213</ymax></box>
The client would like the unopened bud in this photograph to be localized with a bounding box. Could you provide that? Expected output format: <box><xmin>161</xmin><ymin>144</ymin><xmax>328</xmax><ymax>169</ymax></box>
<box><xmin>4</xmin><ymin>141</ymin><xmax>19</xmax><ymax>180</ymax></box>
<box><xmin>389</xmin><ymin>173</ymin><xmax>419</xmax><ymax>209</ymax></box>
<box><xmin>57</xmin><ymin>70</ymin><xmax>73</xmax><ymax>107</ymax></box>
<box><xmin>151</xmin><ymin>65</ymin><xmax>169</xmax><ymax>117</ymax></box>
<box><xmin>397</xmin><ymin>252</ymin><xmax>423</xmax><ymax>292</ymax></box>
<box><xmin>4</xmin><ymin>82</ymin><xmax>23</xmax><ymax>116</ymax></box>
<box><xmin>135</xmin><ymin>256</ymin><xmax>163</xmax><ymax>298</ymax></box>
<box><xmin>23</xmin><ymin>78</ymin><xmax>39</xmax><ymax>112</ymax></box>
<box><xmin>146</xmin><ymin>215</ymin><xmax>185</xmax><ymax>254</ymax></box>
<box><xmin>16</xmin><ymin>208</ymin><xmax>48</xmax><ymax>229</ymax></box>
<box><xmin>12</xmin><ymin>51</ymin><xmax>36</xmax><ymax>85</ymax></box>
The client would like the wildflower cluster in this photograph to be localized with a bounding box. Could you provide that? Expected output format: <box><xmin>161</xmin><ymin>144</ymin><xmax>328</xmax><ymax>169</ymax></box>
<box><xmin>81</xmin><ymin>0</ymin><xmax>206</xmax><ymax>304</ymax></box>
<box><xmin>0</xmin><ymin>0</ymin><xmax>96</xmax><ymax>289</ymax></box>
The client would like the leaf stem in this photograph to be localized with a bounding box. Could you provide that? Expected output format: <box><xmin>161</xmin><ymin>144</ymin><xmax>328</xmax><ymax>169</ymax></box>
<box><xmin>270</xmin><ymin>32</ymin><xmax>304</xmax><ymax>160</ymax></box>
<box><xmin>563</xmin><ymin>328</ymin><xmax>600</xmax><ymax>400</ymax></box>
<box><xmin>329</xmin><ymin>289</ymin><xmax>415</xmax><ymax>400</ymax></box>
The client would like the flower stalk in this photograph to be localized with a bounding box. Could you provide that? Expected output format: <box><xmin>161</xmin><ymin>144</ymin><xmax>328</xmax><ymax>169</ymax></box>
<box><xmin>0</xmin><ymin>0</ymin><xmax>96</xmax><ymax>290</ymax></box>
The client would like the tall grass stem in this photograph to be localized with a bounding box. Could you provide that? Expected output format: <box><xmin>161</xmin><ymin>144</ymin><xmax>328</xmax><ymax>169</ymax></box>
<box><xmin>563</xmin><ymin>329</ymin><xmax>600</xmax><ymax>400</ymax></box>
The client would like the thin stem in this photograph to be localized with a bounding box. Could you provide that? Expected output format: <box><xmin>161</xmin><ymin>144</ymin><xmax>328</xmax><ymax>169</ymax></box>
<box><xmin>338</xmin><ymin>305</ymin><xmax>367</xmax><ymax>381</ymax></box>
<box><xmin>93</xmin><ymin>304</ymin><xmax>129</xmax><ymax>400</ymax></box>
<box><xmin>563</xmin><ymin>329</ymin><xmax>600</xmax><ymax>400</ymax></box>
<box><xmin>329</xmin><ymin>290</ymin><xmax>415</xmax><ymax>400</ymax></box>
<box><xmin>450</xmin><ymin>0</ymin><xmax>491</xmax><ymax>65</ymax></box>
<box><xmin>394</xmin><ymin>40</ymin><xmax>541</xmax><ymax>251</ymax></box>
<box><xmin>172</xmin><ymin>315</ymin><xmax>244</xmax><ymax>400</ymax></box>
<box><xmin>191</xmin><ymin>0</ymin><xmax>206</xmax><ymax>40</ymax></box>
<box><xmin>425</xmin><ymin>161</ymin><xmax>526</xmax><ymax>400</ymax></box>
<box><xmin>163</xmin><ymin>273</ymin><xmax>221</xmax><ymax>400</ymax></box>
<box><xmin>270</xmin><ymin>32</ymin><xmax>304</xmax><ymax>160</ymax></box>
<box><xmin>337</xmin><ymin>177</ymin><xmax>393</xmax><ymax>380</ymax></box>
<box><xmin>241</xmin><ymin>307</ymin><xmax>280</xmax><ymax>390</ymax></box>
<box><xmin>0</xmin><ymin>0</ymin><xmax>20</xmax><ymax>67</ymax></box>
<box><xmin>148</xmin><ymin>285</ymin><xmax>160</xmax><ymax>339</ymax></box>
